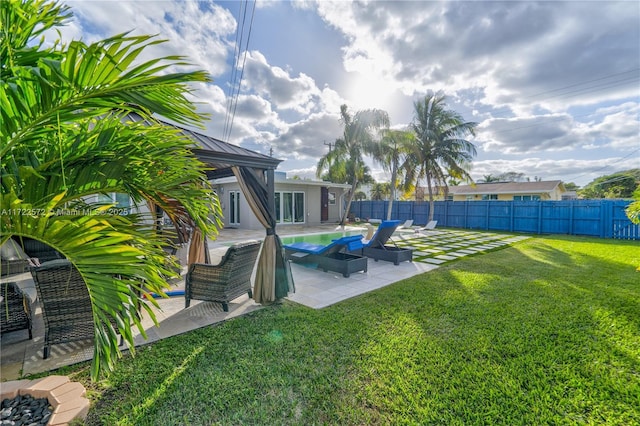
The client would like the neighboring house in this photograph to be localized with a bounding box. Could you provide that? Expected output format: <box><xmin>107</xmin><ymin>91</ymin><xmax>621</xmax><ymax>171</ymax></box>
<box><xmin>213</xmin><ymin>172</ymin><xmax>351</xmax><ymax>230</ymax></box>
<box><xmin>449</xmin><ymin>181</ymin><xmax>567</xmax><ymax>201</ymax></box>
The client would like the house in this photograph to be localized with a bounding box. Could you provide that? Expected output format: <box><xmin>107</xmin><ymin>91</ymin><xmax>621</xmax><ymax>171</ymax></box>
<box><xmin>213</xmin><ymin>172</ymin><xmax>351</xmax><ymax>230</ymax></box>
<box><xmin>448</xmin><ymin>180</ymin><xmax>567</xmax><ymax>201</ymax></box>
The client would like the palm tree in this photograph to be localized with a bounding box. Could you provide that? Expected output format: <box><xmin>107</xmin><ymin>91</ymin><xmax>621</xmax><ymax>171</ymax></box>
<box><xmin>407</xmin><ymin>93</ymin><xmax>477</xmax><ymax>222</ymax></box>
<box><xmin>1</xmin><ymin>0</ymin><xmax>221</xmax><ymax>379</ymax></box>
<box><xmin>480</xmin><ymin>174</ymin><xmax>500</xmax><ymax>183</ymax></box>
<box><xmin>369</xmin><ymin>183</ymin><xmax>390</xmax><ymax>201</ymax></box>
<box><xmin>367</xmin><ymin>129</ymin><xmax>414</xmax><ymax>220</ymax></box>
<box><xmin>317</xmin><ymin>104</ymin><xmax>389</xmax><ymax>226</ymax></box>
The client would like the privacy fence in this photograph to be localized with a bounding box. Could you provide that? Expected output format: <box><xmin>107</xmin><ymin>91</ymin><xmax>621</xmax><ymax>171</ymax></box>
<box><xmin>350</xmin><ymin>200</ymin><xmax>639</xmax><ymax>240</ymax></box>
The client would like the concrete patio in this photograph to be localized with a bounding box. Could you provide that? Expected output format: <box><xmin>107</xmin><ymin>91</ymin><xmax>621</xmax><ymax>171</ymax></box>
<box><xmin>1</xmin><ymin>225</ymin><xmax>528</xmax><ymax>381</ymax></box>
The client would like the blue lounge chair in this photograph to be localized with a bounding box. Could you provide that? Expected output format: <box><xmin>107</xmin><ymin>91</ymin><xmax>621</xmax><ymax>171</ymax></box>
<box><xmin>358</xmin><ymin>220</ymin><xmax>413</xmax><ymax>265</ymax></box>
<box><xmin>284</xmin><ymin>235</ymin><xmax>367</xmax><ymax>278</ymax></box>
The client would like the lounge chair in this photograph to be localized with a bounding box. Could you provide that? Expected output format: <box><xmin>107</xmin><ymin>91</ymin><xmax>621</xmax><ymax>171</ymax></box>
<box><xmin>358</xmin><ymin>220</ymin><xmax>413</xmax><ymax>265</ymax></box>
<box><xmin>415</xmin><ymin>220</ymin><xmax>438</xmax><ymax>233</ymax></box>
<box><xmin>284</xmin><ymin>235</ymin><xmax>367</xmax><ymax>278</ymax></box>
<box><xmin>185</xmin><ymin>240</ymin><xmax>261</xmax><ymax>311</ymax></box>
<box><xmin>395</xmin><ymin>219</ymin><xmax>415</xmax><ymax>233</ymax></box>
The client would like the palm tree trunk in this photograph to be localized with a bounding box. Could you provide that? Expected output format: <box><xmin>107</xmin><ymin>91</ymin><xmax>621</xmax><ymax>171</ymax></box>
<box><xmin>341</xmin><ymin>180</ymin><xmax>358</xmax><ymax>226</ymax></box>
<box><xmin>386</xmin><ymin>166</ymin><xmax>397</xmax><ymax>220</ymax></box>
<box><xmin>426</xmin><ymin>174</ymin><xmax>435</xmax><ymax>222</ymax></box>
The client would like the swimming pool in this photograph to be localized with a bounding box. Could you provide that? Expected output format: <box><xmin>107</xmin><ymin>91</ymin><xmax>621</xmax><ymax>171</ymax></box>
<box><xmin>280</xmin><ymin>230</ymin><xmax>363</xmax><ymax>246</ymax></box>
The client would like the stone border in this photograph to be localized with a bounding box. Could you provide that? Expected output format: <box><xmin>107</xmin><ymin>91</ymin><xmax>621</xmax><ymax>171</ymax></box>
<box><xmin>0</xmin><ymin>375</ymin><xmax>89</xmax><ymax>425</ymax></box>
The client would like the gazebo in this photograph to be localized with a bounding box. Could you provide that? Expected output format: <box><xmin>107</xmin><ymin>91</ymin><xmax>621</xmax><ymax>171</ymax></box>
<box><xmin>136</xmin><ymin>114</ymin><xmax>295</xmax><ymax>305</ymax></box>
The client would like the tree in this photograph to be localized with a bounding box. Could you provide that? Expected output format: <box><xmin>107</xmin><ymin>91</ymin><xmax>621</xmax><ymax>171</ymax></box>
<box><xmin>317</xmin><ymin>105</ymin><xmax>389</xmax><ymax>225</ymax></box>
<box><xmin>1</xmin><ymin>0</ymin><xmax>221</xmax><ymax>379</ymax></box>
<box><xmin>354</xmin><ymin>191</ymin><xmax>367</xmax><ymax>201</ymax></box>
<box><xmin>367</xmin><ymin>129</ymin><xmax>414</xmax><ymax>220</ymax></box>
<box><xmin>407</xmin><ymin>93</ymin><xmax>477</xmax><ymax>221</ymax></box>
<box><xmin>563</xmin><ymin>182</ymin><xmax>580</xmax><ymax>191</ymax></box>
<box><xmin>579</xmin><ymin>170</ymin><xmax>640</xmax><ymax>199</ymax></box>
<box><xmin>480</xmin><ymin>174</ymin><xmax>500</xmax><ymax>183</ymax></box>
<box><xmin>626</xmin><ymin>187</ymin><xmax>640</xmax><ymax>224</ymax></box>
<box><xmin>370</xmin><ymin>182</ymin><xmax>391</xmax><ymax>201</ymax></box>
<box><xmin>497</xmin><ymin>172</ymin><xmax>527</xmax><ymax>182</ymax></box>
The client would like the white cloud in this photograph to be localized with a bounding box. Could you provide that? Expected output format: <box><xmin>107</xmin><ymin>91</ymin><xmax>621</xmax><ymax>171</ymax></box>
<box><xmin>68</xmin><ymin>1</ymin><xmax>235</xmax><ymax>76</ymax></box>
<box><xmin>49</xmin><ymin>0</ymin><xmax>638</xmax><ymax>189</ymax></box>
<box><xmin>242</xmin><ymin>51</ymin><xmax>321</xmax><ymax>113</ymax></box>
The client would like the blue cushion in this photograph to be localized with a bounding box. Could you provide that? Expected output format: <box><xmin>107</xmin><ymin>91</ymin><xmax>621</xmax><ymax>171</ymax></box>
<box><xmin>285</xmin><ymin>235</ymin><xmax>363</xmax><ymax>255</ymax></box>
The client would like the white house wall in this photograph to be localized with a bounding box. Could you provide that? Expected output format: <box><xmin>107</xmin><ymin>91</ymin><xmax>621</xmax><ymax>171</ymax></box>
<box><xmin>214</xmin><ymin>181</ymin><xmax>348</xmax><ymax>230</ymax></box>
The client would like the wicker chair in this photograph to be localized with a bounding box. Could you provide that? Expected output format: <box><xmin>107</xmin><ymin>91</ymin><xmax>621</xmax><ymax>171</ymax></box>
<box><xmin>185</xmin><ymin>240</ymin><xmax>261</xmax><ymax>311</ymax></box>
<box><xmin>31</xmin><ymin>259</ymin><xmax>110</xmax><ymax>359</ymax></box>
<box><xmin>1</xmin><ymin>259</ymin><xmax>30</xmax><ymax>277</ymax></box>
<box><xmin>17</xmin><ymin>237</ymin><xmax>64</xmax><ymax>263</ymax></box>
<box><xmin>0</xmin><ymin>282</ymin><xmax>33</xmax><ymax>339</ymax></box>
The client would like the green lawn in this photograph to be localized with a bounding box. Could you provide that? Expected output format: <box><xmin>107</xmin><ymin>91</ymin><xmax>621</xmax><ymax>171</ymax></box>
<box><xmin>56</xmin><ymin>235</ymin><xmax>638</xmax><ymax>425</ymax></box>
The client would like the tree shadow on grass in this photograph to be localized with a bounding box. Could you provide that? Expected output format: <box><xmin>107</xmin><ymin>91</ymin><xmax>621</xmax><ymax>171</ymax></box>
<box><xmin>335</xmin><ymin>235</ymin><xmax>639</xmax><ymax>424</ymax></box>
<box><xmin>68</xmin><ymin>235</ymin><xmax>639</xmax><ymax>425</ymax></box>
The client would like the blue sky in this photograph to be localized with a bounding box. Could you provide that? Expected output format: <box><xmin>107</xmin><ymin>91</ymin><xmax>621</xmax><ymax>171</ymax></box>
<box><xmin>62</xmin><ymin>0</ymin><xmax>639</xmax><ymax>187</ymax></box>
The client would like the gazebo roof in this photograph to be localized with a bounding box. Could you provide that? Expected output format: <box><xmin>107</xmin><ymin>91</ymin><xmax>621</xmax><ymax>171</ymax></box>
<box><xmin>127</xmin><ymin>113</ymin><xmax>282</xmax><ymax>178</ymax></box>
<box><xmin>179</xmin><ymin>126</ymin><xmax>282</xmax><ymax>179</ymax></box>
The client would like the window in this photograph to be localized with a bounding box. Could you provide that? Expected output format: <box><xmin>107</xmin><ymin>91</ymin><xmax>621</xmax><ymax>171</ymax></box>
<box><xmin>514</xmin><ymin>195</ymin><xmax>540</xmax><ymax>201</ymax></box>
<box><xmin>481</xmin><ymin>194</ymin><xmax>498</xmax><ymax>200</ymax></box>
<box><xmin>97</xmin><ymin>193</ymin><xmax>131</xmax><ymax>214</ymax></box>
<box><xmin>328</xmin><ymin>192</ymin><xmax>336</xmax><ymax>205</ymax></box>
<box><xmin>275</xmin><ymin>191</ymin><xmax>305</xmax><ymax>224</ymax></box>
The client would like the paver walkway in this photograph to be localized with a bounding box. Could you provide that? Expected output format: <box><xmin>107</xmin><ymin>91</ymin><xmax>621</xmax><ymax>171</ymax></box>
<box><xmin>393</xmin><ymin>229</ymin><xmax>530</xmax><ymax>265</ymax></box>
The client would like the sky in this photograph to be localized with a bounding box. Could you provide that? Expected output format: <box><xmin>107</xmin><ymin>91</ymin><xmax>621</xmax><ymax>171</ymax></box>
<box><xmin>59</xmin><ymin>0</ymin><xmax>639</xmax><ymax>187</ymax></box>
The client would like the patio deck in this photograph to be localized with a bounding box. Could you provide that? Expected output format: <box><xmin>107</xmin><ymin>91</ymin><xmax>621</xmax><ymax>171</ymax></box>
<box><xmin>1</xmin><ymin>225</ymin><xmax>528</xmax><ymax>381</ymax></box>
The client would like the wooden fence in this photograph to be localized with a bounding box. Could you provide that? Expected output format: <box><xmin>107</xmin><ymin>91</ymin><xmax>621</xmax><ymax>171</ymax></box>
<box><xmin>349</xmin><ymin>200</ymin><xmax>639</xmax><ymax>240</ymax></box>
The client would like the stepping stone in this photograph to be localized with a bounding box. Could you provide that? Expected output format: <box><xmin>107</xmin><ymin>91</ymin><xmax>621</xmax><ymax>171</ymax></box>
<box><xmin>456</xmin><ymin>249</ymin><xmax>477</xmax><ymax>254</ymax></box>
<box><xmin>434</xmin><ymin>254</ymin><xmax>458</xmax><ymax>261</ymax></box>
<box><xmin>422</xmin><ymin>258</ymin><xmax>447</xmax><ymax>264</ymax></box>
<box><xmin>449</xmin><ymin>252</ymin><xmax>468</xmax><ymax>257</ymax></box>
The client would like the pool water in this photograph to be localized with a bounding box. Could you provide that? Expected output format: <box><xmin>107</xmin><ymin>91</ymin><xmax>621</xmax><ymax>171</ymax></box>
<box><xmin>280</xmin><ymin>230</ymin><xmax>362</xmax><ymax>246</ymax></box>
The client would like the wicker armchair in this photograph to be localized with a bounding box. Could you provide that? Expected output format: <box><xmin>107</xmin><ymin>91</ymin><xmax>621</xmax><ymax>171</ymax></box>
<box><xmin>0</xmin><ymin>282</ymin><xmax>33</xmax><ymax>339</ymax></box>
<box><xmin>31</xmin><ymin>259</ymin><xmax>112</xmax><ymax>359</ymax></box>
<box><xmin>1</xmin><ymin>259</ymin><xmax>30</xmax><ymax>277</ymax></box>
<box><xmin>185</xmin><ymin>240</ymin><xmax>261</xmax><ymax>311</ymax></box>
<box><xmin>17</xmin><ymin>237</ymin><xmax>64</xmax><ymax>263</ymax></box>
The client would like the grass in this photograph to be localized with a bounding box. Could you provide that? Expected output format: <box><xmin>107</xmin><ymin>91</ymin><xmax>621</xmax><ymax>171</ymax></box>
<box><xmin>51</xmin><ymin>235</ymin><xmax>638</xmax><ymax>425</ymax></box>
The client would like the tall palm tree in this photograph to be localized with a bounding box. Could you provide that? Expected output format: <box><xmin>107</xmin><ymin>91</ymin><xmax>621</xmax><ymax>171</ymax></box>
<box><xmin>317</xmin><ymin>104</ymin><xmax>389</xmax><ymax>226</ymax></box>
<box><xmin>367</xmin><ymin>129</ymin><xmax>414</xmax><ymax>220</ymax></box>
<box><xmin>407</xmin><ymin>93</ymin><xmax>477</xmax><ymax>222</ymax></box>
<box><xmin>1</xmin><ymin>0</ymin><xmax>221</xmax><ymax>379</ymax></box>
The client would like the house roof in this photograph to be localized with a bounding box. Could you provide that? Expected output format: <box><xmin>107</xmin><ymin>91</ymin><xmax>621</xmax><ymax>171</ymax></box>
<box><xmin>126</xmin><ymin>113</ymin><xmax>282</xmax><ymax>178</ymax></box>
<box><xmin>450</xmin><ymin>180</ymin><xmax>565</xmax><ymax>195</ymax></box>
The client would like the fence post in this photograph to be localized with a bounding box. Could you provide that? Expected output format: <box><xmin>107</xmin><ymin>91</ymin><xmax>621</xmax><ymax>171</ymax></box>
<box><xmin>569</xmin><ymin>201</ymin><xmax>574</xmax><ymax>235</ymax></box>
<box><xmin>444</xmin><ymin>201</ymin><xmax>448</xmax><ymax>227</ymax></box>
<box><xmin>537</xmin><ymin>202</ymin><xmax>542</xmax><ymax>234</ymax></box>
<box><xmin>602</xmin><ymin>201</ymin><xmax>610</xmax><ymax>239</ymax></box>
<box><xmin>509</xmin><ymin>202</ymin><xmax>514</xmax><ymax>232</ymax></box>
